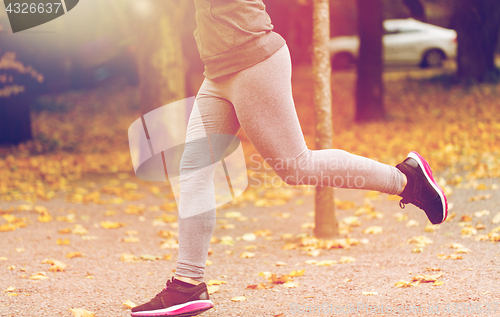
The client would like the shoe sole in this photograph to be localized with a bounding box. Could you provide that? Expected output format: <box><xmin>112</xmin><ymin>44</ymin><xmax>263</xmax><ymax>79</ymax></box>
<box><xmin>408</xmin><ymin>151</ymin><xmax>448</xmax><ymax>224</ymax></box>
<box><xmin>131</xmin><ymin>300</ymin><xmax>214</xmax><ymax>317</ymax></box>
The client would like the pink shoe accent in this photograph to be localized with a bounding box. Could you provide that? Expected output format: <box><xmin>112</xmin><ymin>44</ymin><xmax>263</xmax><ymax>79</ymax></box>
<box><xmin>167</xmin><ymin>302</ymin><xmax>214</xmax><ymax>315</ymax></box>
<box><xmin>408</xmin><ymin>151</ymin><xmax>448</xmax><ymax>223</ymax></box>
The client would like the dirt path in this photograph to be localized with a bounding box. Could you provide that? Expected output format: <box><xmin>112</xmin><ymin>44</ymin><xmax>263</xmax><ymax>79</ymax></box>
<box><xmin>1</xmin><ymin>170</ymin><xmax>500</xmax><ymax>317</ymax></box>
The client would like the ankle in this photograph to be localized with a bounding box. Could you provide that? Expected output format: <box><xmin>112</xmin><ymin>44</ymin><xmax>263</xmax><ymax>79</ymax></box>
<box><xmin>175</xmin><ymin>276</ymin><xmax>202</xmax><ymax>285</ymax></box>
<box><xmin>399</xmin><ymin>174</ymin><xmax>408</xmax><ymax>196</ymax></box>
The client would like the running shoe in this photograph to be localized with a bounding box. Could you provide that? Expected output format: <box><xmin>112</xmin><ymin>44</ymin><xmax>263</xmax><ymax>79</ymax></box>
<box><xmin>396</xmin><ymin>151</ymin><xmax>448</xmax><ymax>225</ymax></box>
<box><xmin>131</xmin><ymin>277</ymin><xmax>214</xmax><ymax>317</ymax></box>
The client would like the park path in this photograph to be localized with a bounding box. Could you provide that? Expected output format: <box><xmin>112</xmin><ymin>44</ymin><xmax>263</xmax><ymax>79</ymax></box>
<box><xmin>1</xmin><ymin>168</ymin><xmax>500</xmax><ymax>317</ymax></box>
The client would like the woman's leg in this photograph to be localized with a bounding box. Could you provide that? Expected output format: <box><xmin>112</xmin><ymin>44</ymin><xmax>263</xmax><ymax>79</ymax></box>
<box><xmin>174</xmin><ymin>79</ymin><xmax>241</xmax><ymax>282</ymax></box>
<box><xmin>225</xmin><ymin>44</ymin><xmax>405</xmax><ymax>194</ymax></box>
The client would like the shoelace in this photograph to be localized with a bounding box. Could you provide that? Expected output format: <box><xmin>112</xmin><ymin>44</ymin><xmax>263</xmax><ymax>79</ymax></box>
<box><xmin>154</xmin><ymin>279</ymin><xmax>173</xmax><ymax>299</ymax></box>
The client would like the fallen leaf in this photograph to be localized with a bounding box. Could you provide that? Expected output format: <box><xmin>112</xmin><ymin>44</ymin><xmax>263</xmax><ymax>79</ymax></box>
<box><xmin>363</xmin><ymin>226</ymin><xmax>383</xmax><ymax>234</ymax></box>
<box><xmin>100</xmin><ymin>221</ymin><xmax>126</xmax><ymax>229</ymax></box>
<box><xmin>123</xmin><ymin>300</ymin><xmax>137</xmax><ymax>308</ymax></box>
<box><xmin>57</xmin><ymin>238</ymin><xmax>70</xmax><ymax>245</ymax></box>
<box><xmin>207</xmin><ymin>285</ymin><xmax>220</xmax><ymax>294</ymax></box>
<box><xmin>69</xmin><ymin>308</ymin><xmax>95</xmax><ymax>317</ymax></box>
<box><xmin>230</xmin><ymin>296</ymin><xmax>246</xmax><ymax>302</ymax></box>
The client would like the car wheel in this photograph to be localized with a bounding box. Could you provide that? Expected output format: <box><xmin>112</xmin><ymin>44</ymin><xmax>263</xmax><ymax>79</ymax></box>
<box><xmin>421</xmin><ymin>49</ymin><xmax>445</xmax><ymax>68</ymax></box>
<box><xmin>332</xmin><ymin>52</ymin><xmax>354</xmax><ymax>70</ymax></box>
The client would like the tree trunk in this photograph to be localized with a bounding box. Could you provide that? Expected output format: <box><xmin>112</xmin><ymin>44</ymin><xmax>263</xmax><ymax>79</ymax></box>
<box><xmin>403</xmin><ymin>0</ymin><xmax>426</xmax><ymax>22</ymax></box>
<box><xmin>134</xmin><ymin>1</ymin><xmax>187</xmax><ymax>116</ymax></box>
<box><xmin>312</xmin><ymin>0</ymin><xmax>338</xmax><ymax>238</ymax></box>
<box><xmin>0</xmin><ymin>95</ymin><xmax>33</xmax><ymax>145</ymax></box>
<box><xmin>355</xmin><ymin>0</ymin><xmax>385</xmax><ymax>122</ymax></box>
<box><xmin>454</xmin><ymin>0</ymin><xmax>500</xmax><ymax>82</ymax></box>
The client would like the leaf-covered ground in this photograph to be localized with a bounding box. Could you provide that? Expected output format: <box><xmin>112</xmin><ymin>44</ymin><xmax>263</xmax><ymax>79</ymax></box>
<box><xmin>1</xmin><ymin>66</ymin><xmax>500</xmax><ymax>316</ymax></box>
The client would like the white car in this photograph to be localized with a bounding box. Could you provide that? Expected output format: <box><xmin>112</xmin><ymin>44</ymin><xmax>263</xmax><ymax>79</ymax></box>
<box><xmin>329</xmin><ymin>18</ymin><xmax>457</xmax><ymax>69</ymax></box>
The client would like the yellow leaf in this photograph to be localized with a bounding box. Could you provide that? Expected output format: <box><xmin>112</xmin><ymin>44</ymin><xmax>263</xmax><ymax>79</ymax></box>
<box><xmin>58</xmin><ymin>228</ymin><xmax>71</xmax><ymax>234</ymax></box>
<box><xmin>57</xmin><ymin>238</ymin><xmax>70</xmax><ymax>245</ymax></box>
<box><xmin>207</xmin><ymin>280</ymin><xmax>227</xmax><ymax>286</ymax></box>
<box><xmin>363</xmin><ymin>226</ymin><xmax>383</xmax><ymax>234</ymax></box>
<box><xmin>122</xmin><ymin>300</ymin><xmax>137</xmax><ymax>308</ymax></box>
<box><xmin>3</xmin><ymin>286</ymin><xmax>15</xmax><ymax>293</ymax></box>
<box><xmin>283</xmin><ymin>281</ymin><xmax>299</xmax><ymax>288</ymax></box>
<box><xmin>66</xmin><ymin>252</ymin><xmax>84</xmax><ymax>259</ymax></box>
<box><xmin>207</xmin><ymin>285</ymin><xmax>220</xmax><ymax>294</ymax></box>
<box><xmin>72</xmin><ymin>224</ymin><xmax>88</xmax><ymax>235</ymax></box>
<box><xmin>338</xmin><ymin>256</ymin><xmax>355</xmax><ymax>264</ymax></box>
<box><xmin>240</xmin><ymin>252</ymin><xmax>255</xmax><ymax>259</ymax></box>
<box><xmin>120</xmin><ymin>253</ymin><xmax>140</xmax><ymax>263</ymax></box>
<box><xmin>230</xmin><ymin>296</ymin><xmax>247</xmax><ymax>302</ymax></box>
<box><xmin>30</xmin><ymin>272</ymin><xmax>49</xmax><ymax>280</ymax></box>
<box><xmin>100</xmin><ymin>221</ymin><xmax>126</xmax><ymax>229</ymax></box>
<box><xmin>362</xmin><ymin>291</ymin><xmax>378</xmax><ymax>295</ymax></box>
<box><xmin>289</xmin><ymin>269</ymin><xmax>305</xmax><ymax>277</ymax></box>
<box><xmin>70</xmin><ymin>308</ymin><xmax>95</xmax><ymax>317</ymax></box>
<box><xmin>42</xmin><ymin>259</ymin><xmax>67</xmax><ymax>272</ymax></box>
<box><xmin>225</xmin><ymin>211</ymin><xmax>242</xmax><ymax>218</ymax></box>
<box><xmin>406</xmin><ymin>219</ymin><xmax>419</xmax><ymax>227</ymax></box>
<box><xmin>140</xmin><ymin>254</ymin><xmax>161</xmax><ymax>261</ymax></box>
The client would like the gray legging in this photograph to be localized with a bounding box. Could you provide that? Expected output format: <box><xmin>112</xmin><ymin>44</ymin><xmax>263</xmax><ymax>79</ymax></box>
<box><xmin>174</xmin><ymin>44</ymin><xmax>405</xmax><ymax>281</ymax></box>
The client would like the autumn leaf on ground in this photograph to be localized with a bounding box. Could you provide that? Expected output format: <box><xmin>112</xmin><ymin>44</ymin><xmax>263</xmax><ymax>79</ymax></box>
<box><xmin>207</xmin><ymin>280</ymin><xmax>227</xmax><ymax>286</ymax></box>
<box><xmin>315</xmin><ymin>260</ymin><xmax>336</xmax><ymax>266</ymax></box>
<box><xmin>363</xmin><ymin>226</ymin><xmax>383</xmax><ymax>234</ymax></box>
<box><xmin>57</xmin><ymin>238</ymin><xmax>70</xmax><ymax>245</ymax></box>
<box><xmin>394</xmin><ymin>280</ymin><xmax>418</xmax><ymax>288</ymax></box>
<box><xmin>30</xmin><ymin>272</ymin><xmax>49</xmax><ymax>280</ymax></box>
<box><xmin>247</xmin><ymin>283</ymin><xmax>271</xmax><ymax>290</ymax></box>
<box><xmin>491</xmin><ymin>212</ymin><xmax>500</xmax><ymax>224</ymax></box>
<box><xmin>412</xmin><ymin>272</ymin><xmax>442</xmax><ymax>283</ymax></box>
<box><xmin>289</xmin><ymin>270</ymin><xmax>305</xmax><ymax>277</ymax></box>
<box><xmin>140</xmin><ymin>254</ymin><xmax>161</xmax><ymax>261</ymax></box>
<box><xmin>461</xmin><ymin>227</ymin><xmax>477</xmax><ymax>237</ymax></box>
<box><xmin>207</xmin><ymin>285</ymin><xmax>220</xmax><ymax>294</ymax></box>
<box><xmin>339</xmin><ymin>256</ymin><xmax>355</xmax><ymax>264</ymax></box>
<box><xmin>120</xmin><ymin>253</ymin><xmax>140</xmax><ymax>263</ymax></box>
<box><xmin>122</xmin><ymin>236</ymin><xmax>140</xmax><ymax>243</ymax></box>
<box><xmin>406</xmin><ymin>219</ymin><xmax>419</xmax><ymax>227</ymax></box>
<box><xmin>100</xmin><ymin>221</ymin><xmax>126</xmax><ymax>229</ymax></box>
<box><xmin>230</xmin><ymin>296</ymin><xmax>246</xmax><ymax>302</ymax></box>
<box><xmin>406</xmin><ymin>236</ymin><xmax>433</xmax><ymax>247</ymax></box>
<box><xmin>283</xmin><ymin>281</ymin><xmax>299</xmax><ymax>288</ymax></box>
<box><xmin>70</xmin><ymin>308</ymin><xmax>95</xmax><ymax>317</ymax></box>
<box><xmin>469</xmin><ymin>194</ymin><xmax>491</xmax><ymax>202</ymax></box>
<box><xmin>123</xmin><ymin>300</ymin><xmax>137</xmax><ymax>309</ymax></box>
<box><xmin>393</xmin><ymin>212</ymin><xmax>408</xmax><ymax>222</ymax></box>
<box><xmin>342</xmin><ymin>216</ymin><xmax>361</xmax><ymax>227</ymax></box>
<box><xmin>362</xmin><ymin>291</ymin><xmax>378</xmax><ymax>295</ymax></box>
<box><xmin>42</xmin><ymin>259</ymin><xmax>68</xmax><ymax>272</ymax></box>
<box><xmin>3</xmin><ymin>286</ymin><xmax>15</xmax><ymax>293</ymax></box>
<box><xmin>66</xmin><ymin>252</ymin><xmax>84</xmax><ymax>259</ymax></box>
<box><xmin>335</xmin><ymin>199</ymin><xmax>356</xmax><ymax>210</ymax></box>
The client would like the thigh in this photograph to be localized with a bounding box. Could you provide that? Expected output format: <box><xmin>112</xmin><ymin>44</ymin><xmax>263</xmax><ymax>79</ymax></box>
<box><xmin>227</xmin><ymin>45</ymin><xmax>308</xmax><ymax>165</ymax></box>
<box><xmin>182</xmin><ymin>79</ymin><xmax>241</xmax><ymax>171</ymax></box>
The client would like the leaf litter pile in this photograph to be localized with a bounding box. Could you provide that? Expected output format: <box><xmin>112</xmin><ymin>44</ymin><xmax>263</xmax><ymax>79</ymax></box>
<box><xmin>1</xmin><ymin>71</ymin><xmax>500</xmax><ymax>315</ymax></box>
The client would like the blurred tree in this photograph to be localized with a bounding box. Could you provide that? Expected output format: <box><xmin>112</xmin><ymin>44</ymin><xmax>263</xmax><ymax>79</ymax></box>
<box><xmin>266</xmin><ymin>0</ymin><xmax>313</xmax><ymax>64</ymax></box>
<box><xmin>0</xmin><ymin>51</ymin><xmax>44</xmax><ymax>145</ymax></box>
<box><xmin>403</xmin><ymin>0</ymin><xmax>426</xmax><ymax>21</ymax></box>
<box><xmin>312</xmin><ymin>0</ymin><xmax>337</xmax><ymax>238</ymax></box>
<box><xmin>355</xmin><ymin>0</ymin><xmax>385</xmax><ymax>122</ymax></box>
<box><xmin>130</xmin><ymin>0</ymin><xmax>187</xmax><ymax>115</ymax></box>
<box><xmin>0</xmin><ymin>10</ymin><xmax>44</xmax><ymax>145</ymax></box>
<box><xmin>453</xmin><ymin>0</ymin><xmax>500</xmax><ymax>82</ymax></box>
